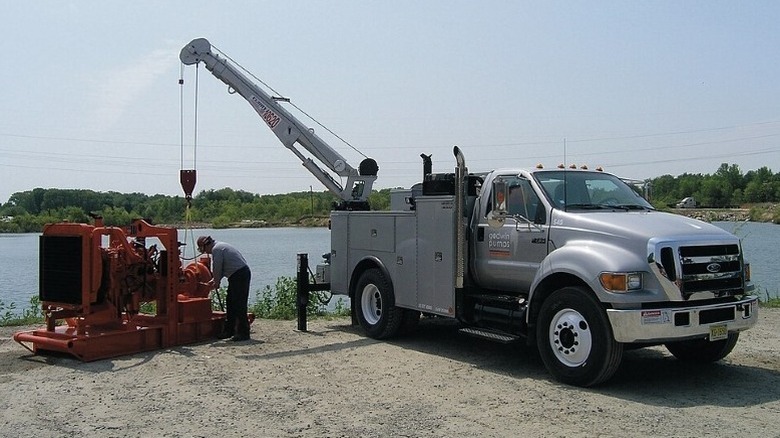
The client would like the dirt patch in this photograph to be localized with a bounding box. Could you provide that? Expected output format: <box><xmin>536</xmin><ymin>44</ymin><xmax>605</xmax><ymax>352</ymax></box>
<box><xmin>1</xmin><ymin>309</ymin><xmax>779</xmax><ymax>437</ymax></box>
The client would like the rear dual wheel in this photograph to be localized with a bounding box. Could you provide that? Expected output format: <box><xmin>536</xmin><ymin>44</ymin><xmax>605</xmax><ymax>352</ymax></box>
<box><xmin>354</xmin><ymin>268</ymin><xmax>403</xmax><ymax>339</ymax></box>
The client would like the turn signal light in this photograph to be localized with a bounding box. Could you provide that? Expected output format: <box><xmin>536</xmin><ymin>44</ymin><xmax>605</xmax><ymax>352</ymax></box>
<box><xmin>599</xmin><ymin>272</ymin><xmax>642</xmax><ymax>292</ymax></box>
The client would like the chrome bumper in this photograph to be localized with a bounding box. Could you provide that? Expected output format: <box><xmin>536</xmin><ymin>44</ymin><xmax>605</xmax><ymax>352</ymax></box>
<box><xmin>606</xmin><ymin>296</ymin><xmax>758</xmax><ymax>343</ymax></box>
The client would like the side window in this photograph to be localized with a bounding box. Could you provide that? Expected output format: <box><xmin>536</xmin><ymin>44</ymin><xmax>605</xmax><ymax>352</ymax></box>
<box><xmin>484</xmin><ymin>185</ymin><xmax>493</xmax><ymax>217</ymax></box>
<box><xmin>533</xmin><ymin>193</ymin><xmax>547</xmax><ymax>224</ymax></box>
<box><xmin>508</xmin><ymin>180</ymin><xmax>546</xmax><ymax>224</ymax></box>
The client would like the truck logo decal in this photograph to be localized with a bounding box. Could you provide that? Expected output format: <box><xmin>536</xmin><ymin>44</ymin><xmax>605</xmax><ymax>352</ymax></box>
<box><xmin>250</xmin><ymin>95</ymin><xmax>281</xmax><ymax>129</ymax></box>
<box><xmin>706</xmin><ymin>263</ymin><xmax>722</xmax><ymax>273</ymax></box>
<box><xmin>488</xmin><ymin>232</ymin><xmax>511</xmax><ymax>257</ymax></box>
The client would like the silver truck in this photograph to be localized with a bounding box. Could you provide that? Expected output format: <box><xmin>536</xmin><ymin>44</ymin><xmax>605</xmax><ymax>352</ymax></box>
<box><xmin>182</xmin><ymin>39</ymin><xmax>758</xmax><ymax>387</ymax></box>
<box><xmin>677</xmin><ymin>196</ymin><xmax>697</xmax><ymax>208</ymax></box>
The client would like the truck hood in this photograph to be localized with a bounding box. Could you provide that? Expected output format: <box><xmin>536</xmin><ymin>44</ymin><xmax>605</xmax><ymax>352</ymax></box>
<box><xmin>550</xmin><ymin>210</ymin><xmax>737</xmax><ymax>243</ymax></box>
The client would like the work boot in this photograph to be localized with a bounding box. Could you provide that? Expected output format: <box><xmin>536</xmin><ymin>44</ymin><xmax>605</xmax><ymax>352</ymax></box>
<box><xmin>217</xmin><ymin>318</ymin><xmax>236</xmax><ymax>339</ymax></box>
<box><xmin>216</xmin><ymin>330</ymin><xmax>234</xmax><ymax>340</ymax></box>
<box><xmin>229</xmin><ymin>333</ymin><xmax>250</xmax><ymax>342</ymax></box>
<box><xmin>229</xmin><ymin>316</ymin><xmax>250</xmax><ymax>342</ymax></box>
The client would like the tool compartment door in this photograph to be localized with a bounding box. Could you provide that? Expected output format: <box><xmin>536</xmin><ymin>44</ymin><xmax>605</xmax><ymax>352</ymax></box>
<box><xmin>416</xmin><ymin>196</ymin><xmax>456</xmax><ymax>316</ymax></box>
<box><xmin>393</xmin><ymin>215</ymin><xmax>417</xmax><ymax>308</ymax></box>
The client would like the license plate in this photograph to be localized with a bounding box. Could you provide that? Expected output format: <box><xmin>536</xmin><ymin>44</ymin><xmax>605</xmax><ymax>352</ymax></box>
<box><xmin>709</xmin><ymin>324</ymin><xmax>728</xmax><ymax>341</ymax></box>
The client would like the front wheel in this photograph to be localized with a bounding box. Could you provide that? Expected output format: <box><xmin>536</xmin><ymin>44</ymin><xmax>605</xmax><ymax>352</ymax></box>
<box><xmin>665</xmin><ymin>332</ymin><xmax>739</xmax><ymax>362</ymax></box>
<box><xmin>354</xmin><ymin>268</ymin><xmax>403</xmax><ymax>339</ymax></box>
<box><xmin>536</xmin><ymin>287</ymin><xmax>624</xmax><ymax>387</ymax></box>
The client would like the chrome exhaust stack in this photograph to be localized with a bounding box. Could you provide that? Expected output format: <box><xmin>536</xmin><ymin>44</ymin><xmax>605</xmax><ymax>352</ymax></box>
<box><xmin>453</xmin><ymin>146</ymin><xmax>467</xmax><ymax>289</ymax></box>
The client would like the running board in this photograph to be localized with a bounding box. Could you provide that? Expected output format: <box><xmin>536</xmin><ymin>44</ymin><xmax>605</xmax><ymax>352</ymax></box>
<box><xmin>459</xmin><ymin>327</ymin><xmax>520</xmax><ymax>344</ymax></box>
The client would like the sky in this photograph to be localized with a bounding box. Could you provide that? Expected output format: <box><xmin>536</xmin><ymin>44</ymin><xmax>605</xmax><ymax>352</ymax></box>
<box><xmin>2</xmin><ymin>1</ymin><xmax>779</xmax><ymax>204</ymax></box>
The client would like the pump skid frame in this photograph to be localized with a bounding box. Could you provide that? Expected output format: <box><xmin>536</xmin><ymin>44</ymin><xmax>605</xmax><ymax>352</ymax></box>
<box><xmin>14</xmin><ymin>219</ymin><xmax>227</xmax><ymax>361</ymax></box>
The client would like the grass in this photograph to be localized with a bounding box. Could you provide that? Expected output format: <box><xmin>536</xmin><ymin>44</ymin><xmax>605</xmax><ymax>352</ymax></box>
<box><xmin>760</xmin><ymin>297</ymin><xmax>780</xmax><ymax>308</ymax></box>
<box><xmin>0</xmin><ymin>296</ymin><xmax>43</xmax><ymax>326</ymax></box>
<box><xmin>755</xmin><ymin>286</ymin><xmax>780</xmax><ymax>308</ymax></box>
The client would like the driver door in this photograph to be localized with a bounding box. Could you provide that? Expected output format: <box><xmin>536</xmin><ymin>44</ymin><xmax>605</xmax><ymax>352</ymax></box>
<box><xmin>472</xmin><ymin>177</ymin><xmax>549</xmax><ymax>293</ymax></box>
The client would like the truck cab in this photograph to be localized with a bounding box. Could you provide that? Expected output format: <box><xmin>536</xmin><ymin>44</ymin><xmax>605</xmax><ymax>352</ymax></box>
<box><xmin>471</xmin><ymin>167</ymin><xmax>655</xmax><ymax>300</ymax></box>
<box><xmin>464</xmin><ymin>166</ymin><xmax>756</xmax><ymax>385</ymax></box>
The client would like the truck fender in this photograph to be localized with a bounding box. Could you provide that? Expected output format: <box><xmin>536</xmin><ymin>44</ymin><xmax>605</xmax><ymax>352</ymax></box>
<box><xmin>528</xmin><ymin>240</ymin><xmax>645</xmax><ymax>318</ymax></box>
<box><xmin>348</xmin><ymin>256</ymin><xmax>393</xmax><ymax>300</ymax></box>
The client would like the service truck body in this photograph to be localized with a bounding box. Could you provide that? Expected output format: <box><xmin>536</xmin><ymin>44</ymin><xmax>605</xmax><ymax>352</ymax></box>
<box><xmin>323</xmin><ymin>159</ymin><xmax>757</xmax><ymax>386</ymax></box>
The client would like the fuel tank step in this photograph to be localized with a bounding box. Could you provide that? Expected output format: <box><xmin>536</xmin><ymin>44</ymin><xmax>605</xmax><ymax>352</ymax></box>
<box><xmin>459</xmin><ymin>327</ymin><xmax>520</xmax><ymax>344</ymax></box>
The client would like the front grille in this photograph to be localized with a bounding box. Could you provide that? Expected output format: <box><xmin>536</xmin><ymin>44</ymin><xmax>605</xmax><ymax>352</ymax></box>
<box><xmin>657</xmin><ymin>242</ymin><xmax>744</xmax><ymax>298</ymax></box>
<box><xmin>683</xmin><ymin>260</ymin><xmax>741</xmax><ymax>275</ymax></box>
<box><xmin>680</xmin><ymin>244</ymin><xmax>739</xmax><ymax>257</ymax></box>
<box><xmin>683</xmin><ymin>277</ymin><xmax>743</xmax><ymax>293</ymax></box>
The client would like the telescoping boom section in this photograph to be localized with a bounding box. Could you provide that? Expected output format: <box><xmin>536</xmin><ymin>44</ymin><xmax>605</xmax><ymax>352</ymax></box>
<box><xmin>180</xmin><ymin>38</ymin><xmax>378</xmax><ymax>211</ymax></box>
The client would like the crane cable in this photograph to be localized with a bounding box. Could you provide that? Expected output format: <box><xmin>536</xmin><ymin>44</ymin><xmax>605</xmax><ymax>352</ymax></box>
<box><xmin>179</xmin><ymin>62</ymin><xmax>200</xmax><ymax>260</ymax></box>
<box><xmin>211</xmin><ymin>43</ymin><xmax>369</xmax><ymax>160</ymax></box>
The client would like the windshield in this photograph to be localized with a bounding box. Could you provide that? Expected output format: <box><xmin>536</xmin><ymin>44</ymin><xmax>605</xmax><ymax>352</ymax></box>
<box><xmin>534</xmin><ymin>170</ymin><xmax>653</xmax><ymax>211</ymax></box>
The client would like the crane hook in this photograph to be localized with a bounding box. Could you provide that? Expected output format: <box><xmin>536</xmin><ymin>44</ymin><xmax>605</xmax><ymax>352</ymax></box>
<box><xmin>180</xmin><ymin>169</ymin><xmax>197</xmax><ymax>207</ymax></box>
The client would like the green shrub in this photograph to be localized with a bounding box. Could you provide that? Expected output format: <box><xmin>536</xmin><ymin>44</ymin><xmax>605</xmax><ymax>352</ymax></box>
<box><xmin>759</xmin><ymin>296</ymin><xmax>780</xmax><ymax>308</ymax></box>
<box><xmin>0</xmin><ymin>296</ymin><xmax>43</xmax><ymax>326</ymax></box>
<box><xmin>140</xmin><ymin>301</ymin><xmax>157</xmax><ymax>314</ymax></box>
<box><xmin>248</xmin><ymin>276</ymin><xmax>349</xmax><ymax>320</ymax></box>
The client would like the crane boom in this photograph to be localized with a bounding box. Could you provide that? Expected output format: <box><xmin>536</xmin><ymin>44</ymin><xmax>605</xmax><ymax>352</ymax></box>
<box><xmin>180</xmin><ymin>38</ymin><xmax>378</xmax><ymax>210</ymax></box>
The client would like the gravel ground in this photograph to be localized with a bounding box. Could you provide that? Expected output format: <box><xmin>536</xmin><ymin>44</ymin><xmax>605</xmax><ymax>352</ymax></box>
<box><xmin>1</xmin><ymin>308</ymin><xmax>778</xmax><ymax>438</ymax></box>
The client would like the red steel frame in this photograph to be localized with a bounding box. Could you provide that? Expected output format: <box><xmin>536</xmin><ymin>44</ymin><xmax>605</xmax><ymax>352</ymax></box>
<box><xmin>14</xmin><ymin>219</ymin><xmax>226</xmax><ymax>361</ymax></box>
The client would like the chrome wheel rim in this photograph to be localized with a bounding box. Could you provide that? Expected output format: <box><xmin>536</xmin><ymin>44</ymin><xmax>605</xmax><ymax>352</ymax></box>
<box><xmin>360</xmin><ymin>283</ymin><xmax>382</xmax><ymax>325</ymax></box>
<box><xmin>549</xmin><ymin>308</ymin><xmax>592</xmax><ymax>367</ymax></box>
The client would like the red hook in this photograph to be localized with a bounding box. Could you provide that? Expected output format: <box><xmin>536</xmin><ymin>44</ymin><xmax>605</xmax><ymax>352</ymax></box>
<box><xmin>180</xmin><ymin>169</ymin><xmax>197</xmax><ymax>207</ymax></box>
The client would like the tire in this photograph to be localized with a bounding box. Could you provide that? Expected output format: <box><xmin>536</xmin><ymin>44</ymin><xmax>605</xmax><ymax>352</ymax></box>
<box><xmin>536</xmin><ymin>286</ymin><xmax>624</xmax><ymax>387</ymax></box>
<box><xmin>354</xmin><ymin>268</ymin><xmax>403</xmax><ymax>339</ymax></box>
<box><xmin>665</xmin><ymin>332</ymin><xmax>739</xmax><ymax>362</ymax></box>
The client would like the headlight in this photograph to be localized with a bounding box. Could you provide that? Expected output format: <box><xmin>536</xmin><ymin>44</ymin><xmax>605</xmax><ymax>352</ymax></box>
<box><xmin>744</xmin><ymin>263</ymin><xmax>751</xmax><ymax>282</ymax></box>
<box><xmin>599</xmin><ymin>272</ymin><xmax>642</xmax><ymax>292</ymax></box>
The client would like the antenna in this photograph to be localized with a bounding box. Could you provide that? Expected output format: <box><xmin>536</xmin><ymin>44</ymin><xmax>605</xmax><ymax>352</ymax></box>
<box><xmin>563</xmin><ymin>138</ymin><xmax>568</xmax><ymax>211</ymax></box>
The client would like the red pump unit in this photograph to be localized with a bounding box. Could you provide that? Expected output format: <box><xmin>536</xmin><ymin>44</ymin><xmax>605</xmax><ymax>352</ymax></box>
<box><xmin>14</xmin><ymin>218</ymin><xmax>226</xmax><ymax>361</ymax></box>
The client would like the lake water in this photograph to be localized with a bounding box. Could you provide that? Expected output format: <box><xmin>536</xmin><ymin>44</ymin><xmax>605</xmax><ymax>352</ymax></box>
<box><xmin>711</xmin><ymin>221</ymin><xmax>780</xmax><ymax>300</ymax></box>
<box><xmin>1</xmin><ymin>222</ymin><xmax>778</xmax><ymax>315</ymax></box>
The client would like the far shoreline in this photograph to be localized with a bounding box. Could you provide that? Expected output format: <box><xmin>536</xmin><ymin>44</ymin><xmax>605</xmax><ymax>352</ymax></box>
<box><xmin>1</xmin><ymin>208</ymin><xmax>777</xmax><ymax>235</ymax></box>
<box><xmin>189</xmin><ymin>208</ymin><xmax>779</xmax><ymax>229</ymax></box>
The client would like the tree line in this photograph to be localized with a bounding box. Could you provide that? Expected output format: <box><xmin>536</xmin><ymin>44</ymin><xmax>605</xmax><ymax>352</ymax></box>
<box><xmin>650</xmin><ymin>163</ymin><xmax>780</xmax><ymax>208</ymax></box>
<box><xmin>0</xmin><ymin>187</ymin><xmax>391</xmax><ymax>233</ymax></box>
<box><xmin>1</xmin><ymin>162</ymin><xmax>778</xmax><ymax>233</ymax></box>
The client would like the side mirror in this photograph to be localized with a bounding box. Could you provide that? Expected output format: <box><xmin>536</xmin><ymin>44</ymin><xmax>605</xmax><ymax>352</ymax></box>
<box><xmin>488</xmin><ymin>179</ymin><xmax>508</xmax><ymax>228</ymax></box>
